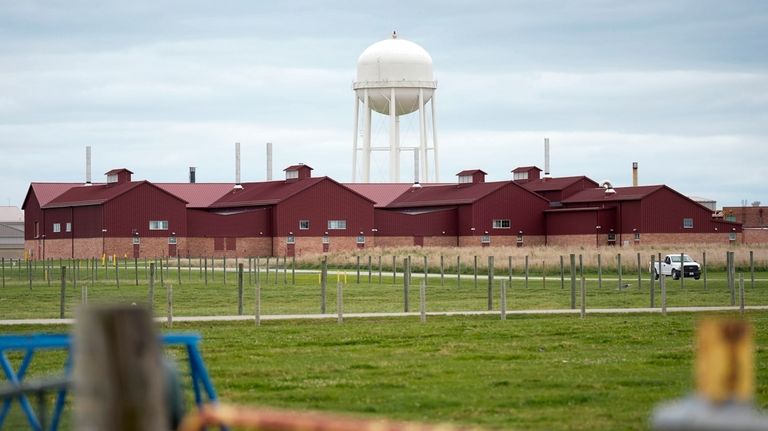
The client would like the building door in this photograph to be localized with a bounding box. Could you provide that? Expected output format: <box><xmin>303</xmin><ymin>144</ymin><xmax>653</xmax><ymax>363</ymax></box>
<box><xmin>414</xmin><ymin>236</ymin><xmax>424</xmax><ymax>247</ymax></box>
<box><xmin>168</xmin><ymin>243</ymin><xmax>177</xmax><ymax>257</ymax></box>
<box><xmin>132</xmin><ymin>243</ymin><xmax>140</xmax><ymax>258</ymax></box>
<box><xmin>287</xmin><ymin>243</ymin><xmax>295</xmax><ymax>257</ymax></box>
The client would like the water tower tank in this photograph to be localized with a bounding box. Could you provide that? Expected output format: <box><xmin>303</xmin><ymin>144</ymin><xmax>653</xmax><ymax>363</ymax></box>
<box><xmin>355</xmin><ymin>35</ymin><xmax>435</xmax><ymax>115</ymax></box>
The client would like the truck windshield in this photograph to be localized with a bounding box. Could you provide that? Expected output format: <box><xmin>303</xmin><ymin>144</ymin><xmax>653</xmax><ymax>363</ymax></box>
<box><xmin>670</xmin><ymin>255</ymin><xmax>694</xmax><ymax>263</ymax></box>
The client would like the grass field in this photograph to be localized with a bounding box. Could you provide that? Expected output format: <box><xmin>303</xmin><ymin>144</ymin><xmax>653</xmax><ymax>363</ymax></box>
<box><xmin>0</xmin><ymin>258</ymin><xmax>766</xmax><ymax>319</ymax></box>
<box><xmin>1</xmin><ymin>312</ymin><xmax>766</xmax><ymax>430</ymax></box>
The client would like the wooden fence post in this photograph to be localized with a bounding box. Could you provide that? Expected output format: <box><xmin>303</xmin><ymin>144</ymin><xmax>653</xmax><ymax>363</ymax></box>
<box><xmin>255</xmin><ymin>266</ymin><xmax>261</xmax><ymax>326</ymax></box>
<box><xmin>739</xmin><ymin>273</ymin><xmax>745</xmax><ymax>316</ymax></box>
<box><xmin>378</xmin><ymin>255</ymin><xmax>382</xmax><ymax>284</ymax></box>
<box><xmin>337</xmin><ymin>281</ymin><xmax>343</xmax><ymax>324</ymax></box>
<box><xmin>423</xmin><ymin>256</ymin><xmax>428</xmax><ymax>285</ymax></box>
<box><xmin>166</xmin><ymin>283</ymin><xmax>173</xmax><ymax>327</ymax></box>
<box><xmin>368</xmin><ymin>255</ymin><xmax>372</xmax><ymax>283</ymax></box>
<box><xmin>223</xmin><ymin>256</ymin><xmax>227</xmax><ymax>285</ymax></box>
<box><xmin>177</xmin><ymin>254</ymin><xmax>181</xmax><ymax>285</ymax></box>
<box><xmin>419</xmin><ymin>281</ymin><xmax>426</xmax><ymax>323</ymax></box>
<box><xmin>457</xmin><ymin>256</ymin><xmax>461</xmax><ymax>286</ymax></box>
<box><xmin>73</xmin><ymin>306</ymin><xmax>168</xmax><ymax>431</ymax></box>
<box><xmin>650</xmin><ymin>255</ymin><xmax>655</xmax><ymax>308</ymax></box>
<box><xmin>473</xmin><ymin>255</ymin><xmax>478</xmax><ymax>289</ymax></box>
<box><xmin>729</xmin><ymin>251</ymin><xmax>736</xmax><ymax>306</ymax></box>
<box><xmin>148</xmin><ymin>263</ymin><xmax>155</xmax><ymax>314</ymax></box>
<box><xmin>321</xmin><ymin>256</ymin><xmax>327</xmax><ymax>314</ymax></box>
<box><xmin>356</xmin><ymin>255</ymin><xmax>361</xmax><ymax>284</ymax></box>
<box><xmin>487</xmin><ymin>256</ymin><xmax>494</xmax><ymax>311</ymax></box>
<box><xmin>559</xmin><ymin>255</ymin><xmax>564</xmax><ymax>290</ymax></box>
<box><xmin>204</xmin><ymin>257</ymin><xmax>208</xmax><ymax>286</ymax></box>
<box><xmin>524</xmin><ymin>255</ymin><xmax>529</xmax><ymax>289</ymax></box>
<box><xmin>580</xmin><ymin>275</ymin><xmax>586</xmax><ymax>319</ymax></box>
<box><xmin>500</xmin><ymin>279</ymin><xmax>507</xmax><ymax>321</ymax></box>
<box><xmin>661</xmin><ymin>274</ymin><xmax>667</xmax><ymax>316</ymax></box>
<box><xmin>440</xmin><ymin>255</ymin><xmax>444</xmax><ymax>286</ymax></box>
<box><xmin>750</xmin><ymin>250</ymin><xmax>754</xmax><ymax>290</ymax></box>
<box><xmin>569</xmin><ymin>254</ymin><xmax>576</xmax><ymax>309</ymax></box>
<box><xmin>403</xmin><ymin>257</ymin><xmax>410</xmax><ymax>312</ymax></box>
<box><xmin>680</xmin><ymin>252</ymin><xmax>685</xmax><ymax>290</ymax></box>
<box><xmin>702</xmin><ymin>251</ymin><xmax>707</xmax><ymax>289</ymax></box>
<box><xmin>597</xmin><ymin>253</ymin><xmax>602</xmax><ymax>289</ymax></box>
<box><xmin>60</xmin><ymin>267</ymin><xmax>66</xmax><ymax>319</ymax></box>
<box><xmin>159</xmin><ymin>259</ymin><xmax>164</xmax><ymax>288</ymax></box>
<box><xmin>238</xmin><ymin>263</ymin><xmax>244</xmax><ymax>315</ymax></box>
<box><xmin>392</xmin><ymin>255</ymin><xmax>396</xmax><ymax>284</ymax></box>
<box><xmin>508</xmin><ymin>256</ymin><xmax>512</xmax><ymax>287</ymax></box>
<box><xmin>636</xmin><ymin>252</ymin><xmax>642</xmax><ymax>290</ymax></box>
<box><xmin>115</xmin><ymin>257</ymin><xmax>120</xmax><ymax>289</ymax></box>
<box><xmin>292</xmin><ymin>256</ymin><xmax>296</xmax><ymax>285</ymax></box>
<box><xmin>617</xmin><ymin>253</ymin><xmax>622</xmax><ymax>289</ymax></box>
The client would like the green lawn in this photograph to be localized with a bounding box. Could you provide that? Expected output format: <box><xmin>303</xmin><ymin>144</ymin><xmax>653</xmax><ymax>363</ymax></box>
<box><xmin>1</xmin><ymin>260</ymin><xmax>767</xmax><ymax>319</ymax></box>
<box><xmin>1</xmin><ymin>312</ymin><xmax>767</xmax><ymax>430</ymax></box>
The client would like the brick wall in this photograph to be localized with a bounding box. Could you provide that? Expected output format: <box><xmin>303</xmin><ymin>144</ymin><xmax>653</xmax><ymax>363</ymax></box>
<box><xmin>458</xmin><ymin>235</ymin><xmax>546</xmax><ymax>247</ymax></box>
<box><xmin>272</xmin><ymin>236</ymin><xmax>367</xmax><ymax>257</ymax></box>
<box><xmin>423</xmin><ymin>236</ymin><xmax>459</xmax><ymax>247</ymax></box>
<box><xmin>186</xmin><ymin>237</ymin><xmax>272</xmax><ymax>258</ymax></box>
<box><xmin>640</xmin><ymin>232</ymin><xmax>741</xmax><ymax>245</ymax></box>
<box><xmin>374</xmin><ymin>237</ymin><xmax>414</xmax><ymax>248</ymax></box>
<box><xmin>742</xmin><ymin>229</ymin><xmax>768</xmax><ymax>245</ymax></box>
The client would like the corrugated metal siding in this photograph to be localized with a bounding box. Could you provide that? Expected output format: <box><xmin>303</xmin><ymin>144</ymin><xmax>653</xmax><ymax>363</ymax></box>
<box><xmin>187</xmin><ymin>208</ymin><xmax>271</xmax><ymax>236</ymax></box>
<box><xmin>104</xmin><ymin>183</ymin><xmax>187</xmax><ymax>237</ymax></box>
<box><xmin>73</xmin><ymin>206</ymin><xmax>103</xmax><ymax>238</ymax></box>
<box><xmin>561</xmin><ymin>179</ymin><xmax>597</xmax><ymax>200</ymax></box>
<box><xmin>374</xmin><ymin>208</ymin><xmax>458</xmax><ymax>236</ymax></box>
<box><xmin>618</xmin><ymin>201</ymin><xmax>642</xmax><ymax>233</ymax></box>
<box><xmin>470</xmin><ymin>183</ymin><xmax>548</xmax><ymax>235</ymax></box>
<box><xmin>641</xmin><ymin>188</ymin><xmax>717</xmax><ymax>233</ymax></box>
<box><xmin>43</xmin><ymin>208</ymin><xmax>73</xmax><ymax>240</ymax></box>
<box><xmin>274</xmin><ymin>179</ymin><xmax>374</xmax><ymax>236</ymax></box>
<box><xmin>546</xmin><ymin>208</ymin><xmax>616</xmax><ymax>235</ymax></box>
<box><xmin>24</xmin><ymin>193</ymin><xmax>41</xmax><ymax>240</ymax></box>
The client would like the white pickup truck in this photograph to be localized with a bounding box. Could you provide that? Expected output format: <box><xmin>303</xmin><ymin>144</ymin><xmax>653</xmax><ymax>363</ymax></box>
<box><xmin>650</xmin><ymin>254</ymin><xmax>701</xmax><ymax>280</ymax></box>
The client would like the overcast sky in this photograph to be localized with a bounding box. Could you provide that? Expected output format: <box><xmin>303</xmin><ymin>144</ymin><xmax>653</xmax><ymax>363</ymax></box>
<box><xmin>1</xmin><ymin>1</ymin><xmax>766</xmax><ymax>208</ymax></box>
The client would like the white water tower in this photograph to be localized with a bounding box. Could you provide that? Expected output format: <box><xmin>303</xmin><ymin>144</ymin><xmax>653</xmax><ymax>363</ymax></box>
<box><xmin>352</xmin><ymin>32</ymin><xmax>439</xmax><ymax>183</ymax></box>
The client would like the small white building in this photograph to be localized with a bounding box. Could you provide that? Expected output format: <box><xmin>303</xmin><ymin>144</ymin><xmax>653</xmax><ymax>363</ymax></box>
<box><xmin>690</xmin><ymin>196</ymin><xmax>717</xmax><ymax>212</ymax></box>
<box><xmin>0</xmin><ymin>206</ymin><xmax>24</xmax><ymax>258</ymax></box>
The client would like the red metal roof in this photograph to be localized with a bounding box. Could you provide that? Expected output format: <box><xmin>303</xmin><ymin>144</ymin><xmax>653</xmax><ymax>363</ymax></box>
<box><xmin>512</xmin><ymin>166</ymin><xmax>542</xmax><ymax>173</ymax></box>
<box><xmin>26</xmin><ymin>183</ymin><xmax>83</xmax><ymax>207</ymax></box>
<box><xmin>456</xmin><ymin>169</ymin><xmax>487</xmax><ymax>176</ymax></box>
<box><xmin>343</xmin><ymin>183</ymin><xmax>414</xmax><ymax>208</ymax></box>
<box><xmin>523</xmin><ymin>176</ymin><xmax>598</xmax><ymax>192</ymax></box>
<box><xmin>562</xmin><ymin>185</ymin><xmax>665</xmax><ymax>203</ymax></box>
<box><xmin>104</xmin><ymin>168</ymin><xmax>134</xmax><ymax>175</ymax></box>
<box><xmin>155</xmin><ymin>183</ymin><xmax>235</xmax><ymax>208</ymax></box>
<box><xmin>386</xmin><ymin>181</ymin><xmax>511</xmax><ymax>208</ymax></box>
<box><xmin>284</xmin><ymin>164</ymin><xmax>313</xmax><ymax>171</ymax></box>
<box><xmin>43</xmin><ymin>181</ymin><xmax>187</xmax><ymax>209</ymax></box>
<box><xmin>210</xmin><ymin>177</ymin><xmax>327</xmax><ymax>208</ymax></box>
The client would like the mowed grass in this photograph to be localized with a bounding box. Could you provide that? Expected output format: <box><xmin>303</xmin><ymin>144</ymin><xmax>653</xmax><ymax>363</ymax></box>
<box><xmin>1</xmin><ymin>312</ymin><xmax>767</xmax><ymax>430</ymax></box>
<box><xmin>1</xmin><ymin>262</ymin><xmax>767</xmax><ymax>319</ymax></box>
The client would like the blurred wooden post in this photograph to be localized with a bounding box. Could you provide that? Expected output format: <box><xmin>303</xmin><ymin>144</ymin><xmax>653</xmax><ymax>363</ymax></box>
<box><xmin>524</xmin><ymin>255</ymin><xmax>529</xmax><ymax>289</ymax></box>
<box><xmin>238</xmin><ymin>263</ymin><xmax>244</xmax><ymax>315</ymax></box>
<box><xmin>356</xmin><ymin>255</ymin><xmax>361</xmax><ymax>284</ymax></box>
<box><xmin>419</xmin><ymin>281</ymin><xmax>426</xmax><ymax>323</ymax></box>
<box><xmin>337</xmin><ymin>281</ymin><xmax>343</xmax><ymax>324</ymax></box>
<box><xmin>321</xmin><ymin>257</ymin><xmax>327</xmax><ymax>314</ymax></box>
<box><xmin>487</xmin><ymin>256</ymin><xmax>494</xmax><ymax>311</ymax></box>
<box><xmin>166</xmin><ymin>283</ymin><xmax>173</xmax><ymax>327</ymax></box>
<box><xmin>650</xmin><ymin>255</ymin><xmax>655</xmax><ymax>308</ymax></box>
<box><xmin>500</xmin><ymin>279</ymin><xmax>507</xmax><ymax>321</ymax></box>
<box><xmin>580</xmin><ymin>276</ymin><xmax>586</xmax><ymax>319</ymax></box>
<box><xmin>617</xmin><ymin>253</ymin><xmax>622</xmax><ymax>289</ymax></box>
<box><xmin>597</xmin><ymin>253</ymin><xmax>602</xmax><ymax>289</ymax></box>
<box><xmin>440</xmin><ymin>255</ymin><xmax>444</xmax><ymax>286</ymax></box>
<box><xmin>702</xmin><ymin>251</ymin><xmax>707</xmax><ymax>289</ymax></box>
<box><xmin>368</xmin><ymin>255</ymin><xmax>372</xmax><ymax>283</ymax></box>
<box><xmin>73</xmin><ymin>306</ymin><xmax>168</xmax><ymax>431</ymax></box>
<box><xmin>739</xmin><ymin>273</ymin><xmax>745</xmax><ymax>316</ymax></box>
<box><xmin>82</xmin><ymin>278</ymin><xmax>88</xmax><ymax>305</ymax></box>
<box><xmin>473</xmin><ymin>255</ymin><xmax>478</xmax><ymax>288</ymax></box>
<box><xmin>255</xmin><ymin>267</ymin><xmax>261</xmax><ymax>326</ymax></box>
<box><xmin>661</xmin><ymin>274</ymin><xmax>667</xmax><ymax>316</ymax></box>
<box><xmin>696</xmin><ymin>320</ymin><xmax>753</xmax><ymax>403</ymax></box>
<box><xmin>559</xmin><ymin>255</ymin><xmax>564</xmax><ymax>290</ymax></box>
<box><xmin>636</xmin><ymin>252</ymin><xmax>641</xmax><ymax>290</ymax></box>
<box><xmin>148</xmin><ymin>263</ymin><xmax>155</xmax><ymax>314</ymax></box>
<box><xmin>569</xmin><ymin>254</ymin><xmax>576</xmax><ymax>309</ymax></box>
<box><xmin>403</xmin><ymin>257</ymin><xmax>410</xmax><ymax>312</ymax></box>
<box><xmin>60</xmin><ymin>267</ymin><xmax>66</xmax><ymax>319</ymax></box>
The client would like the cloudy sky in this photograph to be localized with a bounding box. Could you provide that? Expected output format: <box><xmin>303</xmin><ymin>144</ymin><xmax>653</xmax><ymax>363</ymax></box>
<box><xmin>1</xmin><ymin>1</ymin><xmax>766</xmax><ymax>208</ymax></box>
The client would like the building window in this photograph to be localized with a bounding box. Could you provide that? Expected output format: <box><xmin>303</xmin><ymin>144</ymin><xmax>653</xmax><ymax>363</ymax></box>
<box><xmin>286</xmin><ymin>170</ymin><xmax>299</xmax><ymax>180</ymax></box>
<box><xmin>287</xmin><ymin>235</ymin><xmax>295</xmax><ymax>244</ymax></box>
<box><xmin>634</xmin><ymin>232</ymin><xmax>641</xmax><ymax>241</ymax></box>
<box><xmin>168</xmin><ymin>236</ymin><xmax>177</xmax><ymax>245</ymax></box>
<box><xmin>492</xmin><ymin>219</ymin><xmax>511</xmax><ymax>229</ymax></box>
<box><xmin>481</xmin><ymin>234</ymin><xmax>491</xmax><ymax>244</ymax></box>
<box><xmin>729</xmin><ymin>232</ymin><xmax>737</xmax><ymax>241</ymax></box>
<box><xmin>149</xmin><ymin>220</ymin><xmax>169</xmax><ymax>230</ymax></box>
<box><xmin>132</xmin><ymin>236</ymin><xmax>140</xmax><ymax>245</ymax></box>
<box><xmin>299</xmin><ymin>220</ymin><xmax>310</xmax><ymax>230</ymax></box>
<box><xmin>513</xmin><ymin>172</ymin><xmax>528</xmax><ymax>181</ymax></box>
<box><xmin>725</xmin><ymin>215</ymin><xmax>737</xmax><ymax>222</ymax></box>
<box><xmin>107</xmin><ymin>174</ymin><xmax>118</xmax><ymax>184</ymax></box>
<box><xmin>322</xmin><ymin>235</ymin><xmax>330</xmax><ymax>244</ymax></box>
<box><xmin>683</xmin><ymin>218</ymin><xmax>694</xmax><ymax>229</ymax></box>
<box><xmin>608</xmin><ymin>233</ymin><xmax>616</xmax><ymax>242</ymax></box>
<box><xmin>356</xmin><ymin>235</ymin><xmax>365</xmax><ymax>244</ymax></box>
<box><xmin>458</xmin><ymin>175</ymin><xmax>472</xmax><ymax>184</ymax></box>
<box><xmin>65</xmin><ymin>222</ymin><xmax>72</xmax><ymax>232</ymax></box>
<box><xmin>328</xmin><ymin>220</ymin><xmax>347</xmax><ymax>230</ymax></box>
<box><xmin>52</xmin><ymin>223</ymin><xmax>61</xmax><ymax>233</ymax></box>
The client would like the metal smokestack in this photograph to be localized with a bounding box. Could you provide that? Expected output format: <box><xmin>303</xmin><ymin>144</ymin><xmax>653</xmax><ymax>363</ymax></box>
<box><xmin>266</xmin><ymin>142</ymin><xmax>273</xmax><ymax>181</ymax></box>
<box><xmin>234</xmin><ymin>142</ymin><xmax>243</xmax><ymax>189</ymax></box>
<box><xmin>189</xmin><ymin>167</ymin><xmax>196</xmax><ymax>184</ymax></box>
<box><xmin>85</xmin><ymin>146</ymin><xmax>92</xmax><ymax>186</ymax></box>
<box><xmin>544</xmin><ymin>138</ymin><xmax>551</xmax><ymax>178</ymax></box>
<box><xmin>413</xmin><ymin>149</ymin><xmax>420</xmax><ymax>184</ymax></box>
<box><xmin>632</xmin><ymin>162</ymin><xmax>638</xmax><ymax>186</ymax></box>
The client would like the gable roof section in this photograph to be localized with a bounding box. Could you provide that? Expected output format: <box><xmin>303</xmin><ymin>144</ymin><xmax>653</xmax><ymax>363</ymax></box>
<box><xmin>43</xmin><ymin>181</ymin><xmax>187</xmax><ymax>209</ymax></box>
<box><xmin>456</xmin><ymin>169</ymin><xmax>487</xmax><ymax>176</ymax></box>
<box><xmin>562</xmin><ymin>185</ymin><xmax>665</xmax><ymax>204</ymax></box>
<box><xmin>344</xmin><ymin>183</ymin><xmax>415</xmax><ymax>208</ymax></box>
<box><xmin>22</xmin><ymin>183</ymin><xmax>83</xmax><ymax>210</ymax></box>
<box><xmin>155</xmin><ymin>183</ymin><xmax>235</xmax><ymax>208</ymax></box>
<box><xmin>512</xmin><ymin>166</ymin><xmax>542</xmax><ymax>173</ymax></box>
<box><xmin>210</xmin><ymin>177</ymin><xmax>327</xmax><ymax>208</ymax></box>
<box><xmin>523</xmin><ymin>176</ymin><xmax>598</xmax><ymax>193</ymax></box>
<box><xmin>386</xmin><ymin>180</ymin><xmax>548</xmax><ymax>208</ymax></box>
